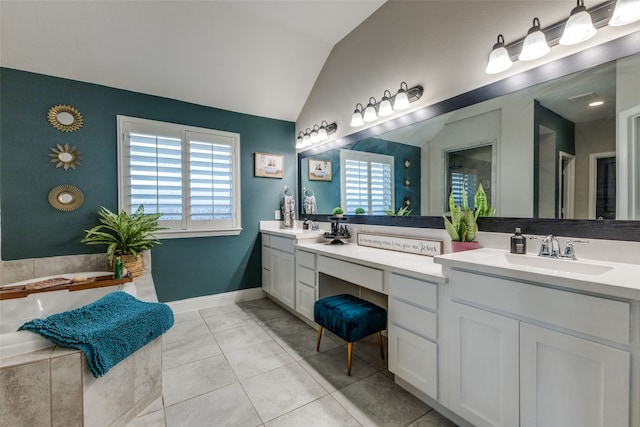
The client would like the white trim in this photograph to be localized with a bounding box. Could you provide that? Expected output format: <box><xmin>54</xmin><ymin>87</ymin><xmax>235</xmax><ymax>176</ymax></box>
<box><xmin>588</xmin><ymin>151</ymin><xmax>616</xmax><ymax>219</ymax></box>
<box><xmin>617</xmin><ymin>105</ymin><xmax>640</xmax><ymax>220</ymax></box>
<box><xmin>166</xmin><ymin>287</ymin><xmax>266</xmax><ymax>314</ymax></box>
<box><xmin>558</xmin><ymin>151</ymin><xmax>575</xmax><ymax>219</ymax></box>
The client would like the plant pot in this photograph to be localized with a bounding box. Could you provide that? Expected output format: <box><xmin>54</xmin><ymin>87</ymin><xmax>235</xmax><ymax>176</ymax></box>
<box><xmin>111</xmin><ymin>254</ymin><xmax>144</xmax><ymax>277</ymax></box>
<box><xmin>451</xmin><ymin>241</ymin><xmax>479</xmax><ymax>253</ymax></box>
<box><xmin>334</xmin><ymin>214</ymin><xmax>344</xmax><ymax>218</ymax></box>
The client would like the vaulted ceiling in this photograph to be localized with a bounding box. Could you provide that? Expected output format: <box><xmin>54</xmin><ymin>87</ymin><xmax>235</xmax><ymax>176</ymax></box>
<box><xmin>0</xmin><ymin>1</ymin><xmax>386</xmax><ymax>122</ymax></box>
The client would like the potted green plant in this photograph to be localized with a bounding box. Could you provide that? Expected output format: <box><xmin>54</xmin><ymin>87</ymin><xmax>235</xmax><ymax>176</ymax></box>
<box><xmin>81</xmin><ymin>206</ymin><xmax>164</xmax><ymax>277</ymax></box>
<box><xmin>442</xmin><ymin>188</ymin><xmax>479</xmax><ymax>252</ymax></box>
<box><xmin>332</xmin><ymin>207</ymin><xmax>345</xmax><ymax>218</ymax></box>
<box><xmin>384</xmin><ymin>206</ymin><xmax>412</xmax><ymax>216</ymax></box>
<box><xmin>355</xmin><ymin>207</ymin><xmax>366</xmax><ymax>215</ymax></box>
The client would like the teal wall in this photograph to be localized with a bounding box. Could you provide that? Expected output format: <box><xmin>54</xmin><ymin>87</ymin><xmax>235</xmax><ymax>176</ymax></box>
<box><xmin>299</xmin><ymin>137</ymin><xmax>421</xmax><ymax>215</ymax></box>
<box><xmin>0</xmin><ymin>68</ymin><xmax>295</xmax><ymax>302</ymax></box>
<box><xmin>533</xmin><ymin>101</ymin><xmax>576</xmax><ymax>218</ymax></box>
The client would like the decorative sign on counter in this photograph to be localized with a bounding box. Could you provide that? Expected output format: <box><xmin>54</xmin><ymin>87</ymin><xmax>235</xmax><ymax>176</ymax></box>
<box><xmin>357</xmin><ymin>233</ymin><xmax>443</xmax><ymax>257</ymax></box>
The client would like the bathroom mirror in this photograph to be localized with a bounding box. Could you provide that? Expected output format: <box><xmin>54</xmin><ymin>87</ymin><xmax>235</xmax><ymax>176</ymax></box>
<box><xmin>47</xmin><ymin>105</ymin><xmax>83</xmax><ymax>132</ymax></box>
<box><xmin>48</xmin><ymin>185</ymin><xmax>84</xmax><ymax>211</ymax></box>
<box><xmin>298</xmin><ymin>35</ymin><xmax>640</xmax><ymax>226</ymax></box>
<box><xmin>49</xmin><ymin>143</ymin><xmax>82</xmax><ymax>170</ymax></box>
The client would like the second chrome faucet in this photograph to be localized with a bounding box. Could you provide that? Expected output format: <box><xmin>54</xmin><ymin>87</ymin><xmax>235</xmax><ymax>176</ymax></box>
<box><xmin>530</xmin><ymin>235</ymin><xmax>589</xmax><ymax>260</ymax></box>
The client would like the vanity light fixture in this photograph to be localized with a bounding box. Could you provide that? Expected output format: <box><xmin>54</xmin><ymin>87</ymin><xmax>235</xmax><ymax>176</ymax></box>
<box><xmin>363</xmin><ymin>97</ymin><xmax>379</xmax><ymax>122</ymax></box>
<box><xmin>559</xmin><ymin>0</ymin><xmax>597</xmax><ymax>45</ymax></box>
<box><xmin>310</xmin><ymin>125</ymin><xmax>320</xmax><ymax>143</ymax></box>
<box><xmin>519</xmin><ymin>18</ymin><xmax>550</xmax><ymax>61</ymax></box>
<box><xmin>393</xmin><ymin>82</ymin><xmax>412</xmax><ymax>110</ymax></box>
<box><xmin>296</xmin><ymin>132</ymin><xmax>305</xmax><ymax>149</ymax></box>
<box><xmin>609</xmin><ymin>0</ymin><xmax>640</xmax><ymax>25</ymax></box>
<box><xmin>485</xmin><ymin>0</ymin><xmax>636</xmax><ymax>74</ymax></box>
<box><xmin>485</xmin><ymin>35</ymin><xmax>513</xmax><ymax>74</ymax></box>
<box><xmin>378</xmin><ymin>90</ymin><xmax>394</xmax><ymax>117</ymax></box>
<box><xmin>296</xmin><ymin>122</ymin><xmax>337</xmax><ymax>149</ymax></box>
<box><xmin>351</xmin><ymin>103</ymin><xmax>365</xmax><ymax>127</ymax></box>
<box><xmin>350</xmin><ymin>83</ymin><xmax>424</xmax><ymax>127</ymax></box>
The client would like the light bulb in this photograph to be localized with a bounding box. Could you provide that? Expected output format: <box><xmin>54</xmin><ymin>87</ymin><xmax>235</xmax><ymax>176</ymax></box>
<box><xmin>485</xmin><ymin>34</ymin><xmax>513</xmax><ymax>74</ymax></box>
<box><xmin>519</xmin><ymin>18</ymin><xmax>550</xmax><ymax>61</ymax></box>
<box><xmin>559</xmin><ymin>1</ymin><xmax>596</xmax><ymax>46</ymax></box>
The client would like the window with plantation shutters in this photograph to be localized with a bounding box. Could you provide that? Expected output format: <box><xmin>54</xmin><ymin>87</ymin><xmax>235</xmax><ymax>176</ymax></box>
<box><xmin>340</xmin><ymin>149</ymin><xmax>394</xmax><ymax>215</ymax></box>
<box><xmin>118</xmin><ymin>116</ymin><xmax>241</xmax><ymax>238</ymax></box>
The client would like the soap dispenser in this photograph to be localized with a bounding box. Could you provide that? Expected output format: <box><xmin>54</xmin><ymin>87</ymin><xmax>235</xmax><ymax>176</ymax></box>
<box><xmin>510</xmin><ymin>228</ymin><xmax>526</xmax><ymax>254</ymax></box>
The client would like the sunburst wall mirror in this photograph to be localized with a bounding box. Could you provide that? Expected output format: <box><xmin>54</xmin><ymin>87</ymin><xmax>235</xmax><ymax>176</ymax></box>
<box><xmin>48</xmin><ymin>185</ymin><xmax>84</xmax><ymax>212</ymax></box>
<box><xmin>49</xmin><ymin>144</ymin><xmax>82</xmax><ymax>170</ymax></box>
<box><xmin>47</xmin><ymin>105</ymin><xmax>83</xmax><ymax>132</ymax></box>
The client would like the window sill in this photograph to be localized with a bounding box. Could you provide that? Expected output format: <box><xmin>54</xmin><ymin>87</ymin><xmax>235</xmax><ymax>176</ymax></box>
<box><xmin>156</xmin><ymin>228</ymin><xmax>243</xmax><ymax>239</ymax></box>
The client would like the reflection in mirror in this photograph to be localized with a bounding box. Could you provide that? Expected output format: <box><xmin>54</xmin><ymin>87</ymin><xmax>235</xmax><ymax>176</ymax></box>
<box><xmin>57</xmin><ymin>192</ymin><xmax>74</xmax><ymax>204</ymax></box>
<box><xmin>56</xmin><ymin>112</ymin><xmax>75</xmax><ymax>126</ymax></box>
<box><xmin>446</xmin><ymin>144</ymin><xmax>494</xmax><ymax>211</ymax></box>
<box><xmin>299</xmin><ymin>50</ymin><xmax>640</xmax><ymax>221</ymax></box>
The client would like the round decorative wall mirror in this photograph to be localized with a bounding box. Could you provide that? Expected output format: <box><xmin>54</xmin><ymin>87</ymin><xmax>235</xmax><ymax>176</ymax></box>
<box><xmin>47</xmin><ymin>105</ymin><xmax>83</xmax><ymax>132</ymax></box>
<box><xmin>49</xmin><ymin>144</ymin><xmax>82</xmax><ymax>170</ymax></box>
<box><xmin>48</xmin><ymin>185</ymin><xmax>84</xmax><ymax>211</ymax></box>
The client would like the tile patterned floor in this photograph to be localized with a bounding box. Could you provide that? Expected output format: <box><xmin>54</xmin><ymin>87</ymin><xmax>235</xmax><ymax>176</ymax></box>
<box><xmin>127</xmin><ymin>297</ymin><xmax>458</xmax><ymax>427</ymax></box>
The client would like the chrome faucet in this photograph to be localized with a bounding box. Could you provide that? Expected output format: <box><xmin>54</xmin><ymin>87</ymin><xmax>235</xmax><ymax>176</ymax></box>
<box><xmin>530</xmin><ymin>235</ymin><xmax>589</xmax><ymax>260</ymax></box>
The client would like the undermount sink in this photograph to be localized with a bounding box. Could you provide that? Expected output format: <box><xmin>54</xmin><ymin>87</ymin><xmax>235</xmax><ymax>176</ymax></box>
<box><xmin>502</xmin><ymin>253</ymin><xmax>613</xmax><ymax>276</ymax></box>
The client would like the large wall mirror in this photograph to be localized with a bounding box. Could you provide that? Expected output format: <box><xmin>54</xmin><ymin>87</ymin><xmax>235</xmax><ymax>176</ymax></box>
<box><xmin>297</xmin><ymin>33</ymin><xmax>640</xmax><ymax>241</ymax></box>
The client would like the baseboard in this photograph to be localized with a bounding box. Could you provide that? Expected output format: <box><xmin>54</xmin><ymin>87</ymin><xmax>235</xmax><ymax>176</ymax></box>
<box><xmin>166</xmin><ymin>287</ymin><xmax>266</xmax><ymax>313</ymax></box>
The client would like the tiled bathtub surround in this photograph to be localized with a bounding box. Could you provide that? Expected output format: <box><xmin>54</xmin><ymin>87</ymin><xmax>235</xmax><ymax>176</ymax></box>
<box><xmin>0</xmin><ymin>252</ymin><xmax>161</xmax><ymax>427</ymax></box>
<box><xmin>0</xmin><ymin>339</ymin><xmax>162</xmax><ymax>427</ymax></box>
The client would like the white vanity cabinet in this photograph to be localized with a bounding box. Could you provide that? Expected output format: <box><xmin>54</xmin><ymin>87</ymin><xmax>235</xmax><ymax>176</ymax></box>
<box><xmin>263</xmin><ymin>234</ymin><xmax>295</xmax><ymax>309</ymax></box>
<box><xmin>446</xmin><ymin>268</ymin><xmax>631</xmax><ymax>427</ymax></box>
<box><xmin>388</xmin><ymin>273</ymin><xmax>440</xmax><ymax>400</ymax></box>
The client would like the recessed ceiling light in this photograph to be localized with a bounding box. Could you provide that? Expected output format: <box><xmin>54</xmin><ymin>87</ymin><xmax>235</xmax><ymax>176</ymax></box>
<box><xmin>589</xmin><ymin>100</ymin><xmax>604</xmax><ymax>107</ymax></box>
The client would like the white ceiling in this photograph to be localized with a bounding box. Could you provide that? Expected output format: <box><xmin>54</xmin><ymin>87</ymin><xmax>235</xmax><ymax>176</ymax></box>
<box><xmin>0</xmin><ymin>0</ymin><xmax>386</xmax><ymax>122</ymax></box>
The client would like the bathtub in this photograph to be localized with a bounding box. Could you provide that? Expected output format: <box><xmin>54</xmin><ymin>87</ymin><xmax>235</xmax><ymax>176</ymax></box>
<box><xmin>0</xmin><ymin>272</ymin><xmax>136</xmax><ymax>359</ymax></box>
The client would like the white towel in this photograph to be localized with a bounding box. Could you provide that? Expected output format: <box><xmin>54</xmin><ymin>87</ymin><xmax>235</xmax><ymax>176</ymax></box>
<box><xmin>303</xmin><ymin>195</ymin><xmax>317</xmax><ymax>215</ymax></box>
<box><xmin>282</xmin><ymin>195</ymin><xmax>295</xmax><ymax>228</ymax></box>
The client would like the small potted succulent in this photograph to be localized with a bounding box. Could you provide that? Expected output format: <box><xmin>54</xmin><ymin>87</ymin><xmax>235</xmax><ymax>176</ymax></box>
<box><xmin>442</xmin><ymin>189</ymin><xmax>479</xmax><ymax>252</ymax></box>
<box><xmin>355</xmin><ymin>207</ymin><xmax>366</xmax><ymax>215</ymax></box>
<box><xmin>332</xmin><ymin>207</ymin><xmax>345</xmax><ymax>218</ymax></box>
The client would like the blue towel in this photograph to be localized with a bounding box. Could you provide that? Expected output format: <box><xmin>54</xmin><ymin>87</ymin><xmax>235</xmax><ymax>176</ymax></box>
<box><xmin>19</xmin><ymin>291</ymin><xmax>174</xmax><ymax>378</ymax></box>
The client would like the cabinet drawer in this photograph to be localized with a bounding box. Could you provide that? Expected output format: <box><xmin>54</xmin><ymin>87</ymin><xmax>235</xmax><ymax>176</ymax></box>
<box><xmin>270</xmin><ymin>235</ymin><xmax>294</xmax><ymax>253</ymax></box>
<box><xmin>390</xmin><ymin>273</ymin><xmax>437</xmax><ymax>310</ymax></box>
<box><xmin>296</xmin><ymin>265</ymin><xmax>315</xmax><ymax>287</ymax></box>
<box><xmin>449</xmin><ymin>269</ymin><xmax>631</xmax><ymax>345</ymax></box>
<box><xmin>317</xmin><ymin>255</ymin><xmax>383</xmax><ymax>293</ymax></box>
<box><xmin>390</xmin><ymin>298</ymin><xmax>437</xmax><ymax>340</ymax></box>
<box><xmin>296</xmin><ymin>250</ymin><xmax>315</xmax><ymax>269</ymax></box>
<box><xmin>389</xmin><ymin>325</ymin><xmax>438</xmax><ymax>399</ymax></box>
<box><xmin>261</xmin><ymin>233</ymin><xmax>270</xmax><ymax>247</ymax></box>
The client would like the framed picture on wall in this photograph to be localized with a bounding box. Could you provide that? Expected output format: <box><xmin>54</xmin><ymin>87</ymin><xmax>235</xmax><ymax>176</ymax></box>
<box><xmin>308</xmin><ymin>159</ymin><xmax>332</xmax><ymax>181</ymax></box>
<box><xmin>254</xmin><ymin>152</ymin><xmax>284</xmax><ymax>178</ymax></box>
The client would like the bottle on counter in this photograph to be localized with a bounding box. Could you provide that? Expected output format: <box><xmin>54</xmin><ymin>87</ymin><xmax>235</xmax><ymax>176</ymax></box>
<box><xmin>510</xmin><ymin>228</ymin><xmax>526</xmax><ymax>254</ymax></box>
<box><xmin>114</xmin><ymin>256</ymin><xmax>123</xmax><ymax>279</ymax></box>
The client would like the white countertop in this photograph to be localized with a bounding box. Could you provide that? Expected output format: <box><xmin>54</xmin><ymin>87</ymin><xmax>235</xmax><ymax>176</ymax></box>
<box><xmin>259</xmin><ymin>221</ymin><xmax>325</xmax><ymax>240</ymax></box>
<box><xmin>435</xmin><ymin>248</ymin><xmax>640</xmax><ymax>300</ymax></box>
<box><xmin>295</xmin><ymin>241</ymin><xmax>446</xmax><ymax>283</ymax></box>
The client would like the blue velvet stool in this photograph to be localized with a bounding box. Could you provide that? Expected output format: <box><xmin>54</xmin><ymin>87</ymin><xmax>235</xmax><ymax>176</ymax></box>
<box><xmin>314</xmin><ymin>294</ymin><xmax>387</xmax><ymax>375</ymax></box>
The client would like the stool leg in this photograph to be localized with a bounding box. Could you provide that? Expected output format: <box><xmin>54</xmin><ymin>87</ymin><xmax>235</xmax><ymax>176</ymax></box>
<box><xmin>377</xmin><ymin>332</ymin><xmax>385</xmax><ymax>360</ymax></box>
<box><xmin>347</xmin><ymin>342</ymin><xmax>353</xmax><ymax>376</ymax></box>
<box><xmin>316</xmin><ymin>326</ymin><xmax>323</xmax><ymax>352</ymax></box>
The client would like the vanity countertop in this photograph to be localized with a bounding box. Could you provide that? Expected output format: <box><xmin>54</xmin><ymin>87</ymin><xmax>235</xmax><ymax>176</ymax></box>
<box><xmin>295</xmin><ymin>241</ymin><xmax>446</xmax><ymax>283</ymax></box>
<box><xmin>435</xmin><ymin>248</ymin><xmax>640</xmax><ymax>300</ymax></box>
<box><xmin>260</xmin><ymin>221</ymin><xmax>324</xmax><ymax>240</ymax></box>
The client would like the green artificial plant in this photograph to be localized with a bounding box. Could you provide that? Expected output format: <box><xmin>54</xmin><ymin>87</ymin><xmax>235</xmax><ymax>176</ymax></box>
<box><xmin>384</xmin><ymin>206</ymin><xmax>412</xmax><ymax>216</ymax></box>
<box><xmin>355</xmin><ymin>207</ymin><xmax>366</xmax><ymax>214</ymax></box>
<box><xmin>332</xmin><ymin>207</ymin><xmax>344</xmax><ymax>215</ymax></box>
<box><xmin>81</xmin><ymin>206</ymin><xmax>164</xmax><ymax>264</ymax></box>
<box><xmin>442</xmin><ymin>188</ymin><xmax>478</xmax><ymax>242</ymax></box>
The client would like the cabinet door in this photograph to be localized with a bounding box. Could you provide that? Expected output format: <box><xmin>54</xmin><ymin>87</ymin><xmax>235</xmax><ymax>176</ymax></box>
<box><xmin>281</xmin><ymin>252</ymin><xmax>295</xmax><ymax>308</ymax></box>
<box><xmin>449</xmin><ymin>302</ymin><xmax>519</xmax><ymax>427</ymax></box>
<box><xmin>261</xmin><ymin>244</ymin><xmax>270</xmax><ymax>293</ymax></box>
<box><xmin>389</xmin><ymin>324</ymin><xmax>438</xmax><ymax>399</ymax></box>
<box><xmin>520</xmin><ymin>323</ymin><xmax>630</xmax><ymax>427</ymax></box>
<box><xmin>270</xmin><ymin>250</ymin><xmax>283</xmax><ymax>301</ymax></box>
<box><xmin>296</xmin><ymin>282</ymin><xmax>315</xmax><ymax>321</ymax></box>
